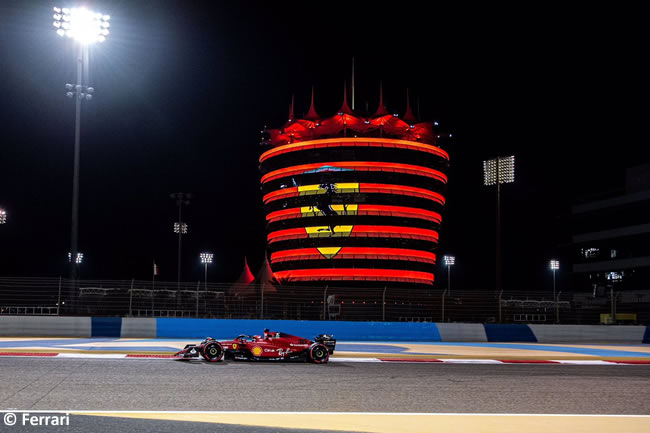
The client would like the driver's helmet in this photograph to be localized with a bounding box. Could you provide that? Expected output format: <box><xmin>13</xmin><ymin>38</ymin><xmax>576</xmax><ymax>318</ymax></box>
<box><xmin>263</xmin><ymin>328</ymin><xmax>271</xmax><ymax>339</ymax></box>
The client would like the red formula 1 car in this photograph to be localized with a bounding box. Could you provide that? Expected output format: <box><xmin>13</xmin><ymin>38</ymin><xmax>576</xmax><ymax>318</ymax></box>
<box><xmin>174</xmin><ymin>329</ymin><xmax>336</xmax><ymax>364</ymax></box>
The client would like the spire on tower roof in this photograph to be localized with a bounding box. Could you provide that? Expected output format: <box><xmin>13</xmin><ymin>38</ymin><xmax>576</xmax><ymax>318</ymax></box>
<box><xmin>403</xmin><ymin>89</ymin><xmax>417</xmax><ymax>124</ymax></box>
<box><xmin>288</xmin><ymin>94</ymin><xmax>295</xmax><ymax>121</ymax></box>
<box><xmin>373</xmin><ymin>81</ymin><xmax>389</xmax><ymax>117</ymax></box>
<box><xmin>304</xmin><ymin>86</ymin><xmax>320</xmax><ymax>121</ymax></box>
<box><xmin>338</xmin><ymin>81</ymin><xmax>354</xmax><ymax>115</ymax></box>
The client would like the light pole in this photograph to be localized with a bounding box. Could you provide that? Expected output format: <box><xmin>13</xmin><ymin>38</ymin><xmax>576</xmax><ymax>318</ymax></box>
<box><xmin>483</xmin><ymin>155</ymin><xmax>515</xmax><ymax>294</ymax></box>
<box><xmin>171</xmin><ymin>193</ymin><xmax>191</xmax><ymax>289</ymax></box>
<box><xmin>550</xmin><ymin>259</ymin><xmax>560</xmax><ymax>323</ymax></box>
<box><xmin>443</xmin><ymin>255</ymin><xmax>455</xmax><ymax>296</ymax></box>
<box><xmin>53</xmin><ymin>7</ymin><xmax>110</xmax><ymax>306</ymax></box>
<box><xmin>200</xmin><ymin>253</ymin><xmax>213</xmax><ymax>290</ymax></box>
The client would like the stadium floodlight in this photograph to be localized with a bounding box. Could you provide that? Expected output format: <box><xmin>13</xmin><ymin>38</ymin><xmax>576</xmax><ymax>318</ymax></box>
<box><xmin>443</xmin><ymin>255</ymin><xmax>455</xmax><ymax>296</ymax></box>
<box><xmin>482</xmin><ymin>155</ymin><xmax>515</xmax><ymax>296</ymax></box>
<box><xmin>53</xmin><ymin>6</ymin><xmax>110</xmax><ymax>305</ymax></box>
<box><xmin>443</xmin><ymin>255</ymin><xmax>455</xmax><ymax>266</ymax></box>
<box><xmin>200</xmin><ymin>253</ymin><xmax>214</xmax><ymax>290</ymax></box>
<box><xmin>170</xmin><ymin>193</ymin><xmax>191</xmax><ymax>288</ymax></box>
<box><xmin>483</xmin><ymin>155</ymin><xmax>515</xmax><ymax>186</ymax></box>
<box><xmin>53</xmin><ymin>7</ymin><xmax>110</xmax><ymax>44</ymax></box>
<box><xmin>550</xmin><ymin>259</ymin><xmax>560</xmax><ymax>323</ymax></box>
<box><xmin>68</xmin><ymin>252</ymin><xmax>84</xmax><ymax>264</ymax></box>
<box><xmin>173</xmin><ymin>222</ymin><xmax>188</xmax><ymax>234</ymax></box>
<box><xmin>0</xmin><ymin>209</ymin><xmax>6</xmax><ymax>224</ymax></box>
<box><xmin>200</xmin><ymin>253</ymin><xmax>214</xmax><ymax>264</ymax></box>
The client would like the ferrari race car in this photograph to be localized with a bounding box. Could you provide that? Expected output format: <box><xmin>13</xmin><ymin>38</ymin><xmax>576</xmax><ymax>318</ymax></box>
<box><xmin>174</xmin><ymin>329</ymin><xmax>336</xmax><ymax>364</ymax></box>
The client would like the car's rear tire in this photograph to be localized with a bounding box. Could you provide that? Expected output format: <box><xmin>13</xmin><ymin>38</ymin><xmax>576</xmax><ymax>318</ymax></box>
<box><xmin>309</xmin><ymin>343</ymin><xmax>329</xmax><ymax>364</ymax></box>
<box><xmin>202</xmin><ymin>342</ymin><xmax>224</xmax><ymax>362</ymax></box>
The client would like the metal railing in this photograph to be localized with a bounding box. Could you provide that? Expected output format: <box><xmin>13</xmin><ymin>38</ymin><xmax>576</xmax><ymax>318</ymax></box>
<box><xmin>0</xmin><ymin>277</ymin><xmax>648</xmax><ymax>324</ymax></box>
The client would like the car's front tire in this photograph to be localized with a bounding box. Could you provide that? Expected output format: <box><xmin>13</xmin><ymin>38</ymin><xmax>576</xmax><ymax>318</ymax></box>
<box><xmin>308</xmin><ymin>343</ymin><xmax>329</xmax><ymax>364</ymax></box>
<box><xmin>202</xmin><ymin>342</ymin><xmax>224</xmax><ymax>362</ymax></box>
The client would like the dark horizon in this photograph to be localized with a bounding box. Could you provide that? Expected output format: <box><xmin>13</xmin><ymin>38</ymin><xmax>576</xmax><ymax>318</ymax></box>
<box><xmin>0</xmin><ymin>1</ymin><xmax>645</xmax><ymax>292</ymax></box>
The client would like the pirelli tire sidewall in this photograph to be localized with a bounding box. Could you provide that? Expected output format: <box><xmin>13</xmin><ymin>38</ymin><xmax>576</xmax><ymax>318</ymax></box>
<box><xmin>308</xmin><ymin>343</ymin><xmax>330</xmax><ymax>364</ymax></box>
<box><xmin>202</xmin><ymin>341</ymin><xmax>224</xmax><ymax>362</ymax></box>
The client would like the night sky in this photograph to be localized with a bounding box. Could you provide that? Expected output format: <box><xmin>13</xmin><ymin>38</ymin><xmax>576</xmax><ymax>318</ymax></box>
<box><xmin>0</xmin><ymin>1</ymin><xmax>645</xmax><ymax>291</ymax></box>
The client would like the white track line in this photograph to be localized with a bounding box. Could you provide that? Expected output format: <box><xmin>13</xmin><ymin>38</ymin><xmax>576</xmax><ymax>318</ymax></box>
<box><xmin>0</xmin><ymin>353</ymin><xmax>648</xmax><ymax>365</ymax></box>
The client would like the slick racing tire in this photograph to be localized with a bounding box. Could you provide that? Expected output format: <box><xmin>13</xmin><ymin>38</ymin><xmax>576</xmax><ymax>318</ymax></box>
<box><xmin>308</xmin><ymin>343</ymin><xmax>330</xmax><ymax>364</ymax></box>
<box><xmin>202</xmin><ymin>342</ymin><xmax>224</xmax><ymax>362</ymax></box>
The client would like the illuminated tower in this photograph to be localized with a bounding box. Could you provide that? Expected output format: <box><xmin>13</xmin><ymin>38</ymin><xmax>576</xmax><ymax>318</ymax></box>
<box><xmin>260</xmin><ymin>86</ymin><xmax>449</xmax><ymax>288</ymax></box>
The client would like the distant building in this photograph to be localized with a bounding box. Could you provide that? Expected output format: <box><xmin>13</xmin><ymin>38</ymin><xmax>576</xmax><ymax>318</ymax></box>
<box><xmin>569</xmin><ymin>163</ymin><xmax>650</xmax><ymax>294</ymax></box>
<box><xmin>259</xmin><ymin>86</ymin><xmax>449</xmax><ymax>288</ymax></box>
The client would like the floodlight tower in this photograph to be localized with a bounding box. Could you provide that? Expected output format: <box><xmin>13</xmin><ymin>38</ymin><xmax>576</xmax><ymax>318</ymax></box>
<box><xmin>0</xmin><ymin>209</ymin><xmax>6</xmax><ymax>224</ymax></box>
<box><xmin>443</xmin><ymin>255</ymin><xmax>455</xmax><ymax>296</ymax></box>
<box><xmin>483</xmin><ymin>155</ymin><xmax>515</xmax><ymax>293</ymax></box>
<box><xmin>171</xmin><ymin>193</ymin><xmax>191</xmax><ymax>288</ymax></box>
<box><xmin>53</xmin><ymin>7</ymin><xmax>110</xmax><ymax>287</ymax></box>
<box><xmin>550</xmin><ymin>259</ymin><xmax>560</xmax><ymax>322</ymax></box>
<box><xmin>200</xmin><ymin>253</ymin><xmax>213</xmax><ymax>290</ymax></box>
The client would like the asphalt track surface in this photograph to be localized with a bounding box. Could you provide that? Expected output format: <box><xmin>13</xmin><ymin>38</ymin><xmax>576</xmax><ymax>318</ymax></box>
<box><xmin>1</xmin><ymin>357</ymin><xmax>649</xmax><ymax>432</ymax></box>
<box><xmin>1</xmin><ymin>357</ymin><xmax>649</xmax><ymax>413</ymax></box>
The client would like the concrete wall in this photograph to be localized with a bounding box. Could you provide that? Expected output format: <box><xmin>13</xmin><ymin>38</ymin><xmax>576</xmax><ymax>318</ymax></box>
<box><xmin>121</xmin><ymin>318</ymin><xmax>156</xmax><ymax>338</ymax></box>
<box><xmin>0</xmin><ymin>316</ymin><xmax>91</xmax><ymax>337</ymax></box>
<box><xmin>529</xmin><ymin>324</ymin><xmax>646</xmax><ymax>344</ymax></box>
<box><xmin>436</xmin><ymin>323</ymin><xmax>487</xmax><ymax>342</ymax></box>
<box><xmin>1</xmin><ymin>316</ymin><xmax>649</xmax><ymax>343</ymax></box>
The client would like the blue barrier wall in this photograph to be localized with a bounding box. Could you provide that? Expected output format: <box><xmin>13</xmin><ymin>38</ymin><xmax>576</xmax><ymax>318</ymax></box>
<box><xmin>1</xmin><ymin>317</ymin><xmax>648</xmax><ymax>343</ymax></box>
<box><xmin>91</xmin><ymin>317</ymin><xmax>122</xmax><ymax>337</ymax></box>
<box><xmin>484</xmin><ymin>324</ymin><xmax>537</xmax><ymax>342</ymax></box>
<box><xmin>156</xmin><ymin>318</ymin><xmax>442</xmax><ymax>341</ymax></box>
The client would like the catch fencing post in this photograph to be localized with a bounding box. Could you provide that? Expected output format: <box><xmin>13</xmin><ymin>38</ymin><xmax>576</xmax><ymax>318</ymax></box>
<box><xmin>322</xmin><ymin>285</ymin><xmax>328</xmax><ymax>320</ymax></box>
<box><xmin>57</xmin><ymin>276</ymin><xmax>62</xmax><ymax>316</ymax></box>
<box><xmin>129</xmin><ymin>278</ymin><xmax>134</xmax><ymax>317</ymax></box>
<box><xmin>382</xmin><ymin>286</ymin><xmax>387</xmax><ymax>321</ymax></box>
<box><xmin>260</xmin><ymin>283</ymin><xmax>264</xmax><ymax>320</ymax></box>
<box><xmin>441</xmin><ymin>289</ymin><xmax>447</xmax><ymax>322</ymax></box>
<box><xmin>498</xmin><ymin>290</ymin><xmax>503</xmax><ymax>323</ymax></box>
<box><xmin>196</xmin><ymin>281</ymin><xmax>200</xmax><ymax>318</ymax></box>
<box><xmin>556</xmin><ymin>291</ymin><xmax>561</xmax><ymax>323</ymax></box>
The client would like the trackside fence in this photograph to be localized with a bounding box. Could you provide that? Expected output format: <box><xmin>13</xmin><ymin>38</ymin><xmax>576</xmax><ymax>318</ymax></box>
<box><xmin>0</xmin><ymin>277</ymin><xmax>648</xmax><ymax>325</ymax></box>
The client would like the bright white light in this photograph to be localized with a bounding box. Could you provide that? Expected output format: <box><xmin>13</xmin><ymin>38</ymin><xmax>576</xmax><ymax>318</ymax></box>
<box><xmin>56</xmin><ymin>7</ymin><xmax>110</xmax><ymax>45</ymax></box>
<box><xmin>68</xmin><ymin>252</ymin><xmax>84</xmax><ymax>264</ymax></box>
<box><xmin>483</xmin><ymin>155</ymin><xmax>515</xmax><ymax>186</ymax></box>
<box><xmin>550</xmin><ymin>259</ymin><xmax>560</xmax><ymax>270</ymax></box>
<box><xmin>57</xmin><ymin>28</ymin><xmax>65</xmax><ymax>37</ymax></box>
<box><xmin>174</xmin><ymin>222</ymin><xmax>188</xmax><ymax>234</ymax></box>
<box><xmin>53</xmin><ymin>21</ymin><xmax>61</xmax><ymax>28</ymax></box>
<box><xmin>443</xmin><ymin>255</ymin><xmax>455</xmax><ymax>266</ymax></box>
<box><xmin>53</xmin><ymin>7</ymin><xmax>62</xmax><ymax>13</ymax></box>
<box><xmin>53</xmin><ymin>13</ymin><xmax>62</xmax><ymax>20</ymax></box>
<box><xmin>0</xmin><ymin>209</ymin><xmax>6</xmax><ymax>224</ymax></box>
<box><xmin>103</xmin><ymin>15</ymin><xmax>111</xmax><ymax>21</ymax></box>
<box><xmin>200</xmin><ymin>253</ymin><xmax>214</xmax><ymax>264</ymax></box>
